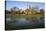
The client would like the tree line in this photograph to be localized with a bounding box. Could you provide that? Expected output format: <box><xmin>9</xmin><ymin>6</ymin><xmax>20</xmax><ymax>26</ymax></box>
<box><xmin>6</xmin><ymin>6</ymin><xmax>44</xmax><ymax>15</ymax></box>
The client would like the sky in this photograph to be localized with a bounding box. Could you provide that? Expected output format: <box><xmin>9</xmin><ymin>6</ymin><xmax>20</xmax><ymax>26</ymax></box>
<box><xmin>6</xmin><ymin>0</ymin><xmax>44</xmax><ymax>2</ymax></box>
<box><xmin>6</xmin><ymin>1</ymin><xmax>45</xmax><ymax>10</ymax></box>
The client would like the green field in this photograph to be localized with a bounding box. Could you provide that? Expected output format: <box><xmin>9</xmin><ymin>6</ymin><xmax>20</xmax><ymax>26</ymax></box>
<box><xmin>6</xmin><ymin>14</ymin><xmax>43</xmax><ymax>19</ymax></box>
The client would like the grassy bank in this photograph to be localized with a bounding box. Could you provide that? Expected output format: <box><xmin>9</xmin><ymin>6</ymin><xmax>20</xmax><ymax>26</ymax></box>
<box><xmin>6</xmin><ymin>14</ymin><xmax>43</xmax><ymax>18</ymax></box>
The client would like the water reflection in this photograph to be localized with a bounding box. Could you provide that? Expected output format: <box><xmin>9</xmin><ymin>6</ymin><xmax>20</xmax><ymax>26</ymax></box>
<box><xmin>6</xmin><ymin>16</ymin><xmax>44</xmax><ymax>26</ymax></box>
<box><xmin>6</xmin><ymin>16</ymin><xmax>44</xmax><ymax>30</ymax></box>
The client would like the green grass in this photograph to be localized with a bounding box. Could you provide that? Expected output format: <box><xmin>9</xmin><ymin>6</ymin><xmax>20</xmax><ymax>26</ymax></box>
<box><xmin>6</xmin><ymin>14</ymin><xmax>43</xmax><ymax>18</ymax></box>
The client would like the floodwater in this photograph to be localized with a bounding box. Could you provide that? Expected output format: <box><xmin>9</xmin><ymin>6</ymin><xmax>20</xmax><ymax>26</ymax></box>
<box><xmin>6</xmin><ymin>16</ymin><xmax>44</xmax><ymax>30</ymax></box>
<box><xmin>6</xmin><ymin>17</ymin><xmax>44</xmax><ymax>26</ymax></box>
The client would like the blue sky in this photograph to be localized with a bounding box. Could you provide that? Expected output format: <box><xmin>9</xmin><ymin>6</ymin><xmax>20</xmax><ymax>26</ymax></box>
<box><xmin>6</xmin><ymin>1</ymin><xmax>45</xmax><ymax>10</ymax></box>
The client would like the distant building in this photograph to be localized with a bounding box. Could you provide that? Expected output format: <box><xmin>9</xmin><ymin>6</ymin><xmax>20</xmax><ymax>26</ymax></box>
<box><xmin>40</xmin><ymin>9</ymin><xmax>44</xmax><ymax>14</ymax></box>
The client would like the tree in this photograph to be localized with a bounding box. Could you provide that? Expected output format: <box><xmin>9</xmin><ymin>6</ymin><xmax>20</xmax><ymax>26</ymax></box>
<box><xmin>40</xmin><ymin>9</ymin><xmax>44</xmax><ymax>15</ymax></box>
<box><xmin>11</xmin><ymin>7</ymin><xmax>19</xmax><ymax>11</ymax></box>
<box><xmin>10</xmin><ymin>7</ymin><xmax>19</xmax><ymax>20</ymax></box>
<box><xmin>6</xmin><ymin>10</ymin><xmax>11</xmax><ymax>14</ymax></box>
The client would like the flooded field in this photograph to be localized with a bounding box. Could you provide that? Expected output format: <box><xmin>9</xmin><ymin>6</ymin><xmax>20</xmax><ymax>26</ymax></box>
<box><xmin>6</xmin><ymin>15</ymin><xmax>44</xmax><ymax>30</ymax></box>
